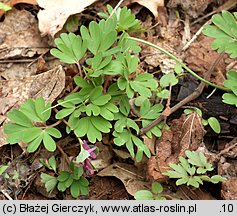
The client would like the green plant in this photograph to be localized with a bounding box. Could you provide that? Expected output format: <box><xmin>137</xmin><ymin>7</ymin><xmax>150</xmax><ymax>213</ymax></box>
<box><xmin>98</xmin><ymin>4</ymin><xmax>142</xmax><ymax>32</ymax></box>
<box><xmin>163</xmin><ymin>150</ymin><xmax>226</xmax><ymax>188</ymax></box>
<box><xmin>49</xmin><ymin>9</ymin><xmax>163</xmax><ymax>161</ymax></box>
<box><xmin>203</xmin><ymin>11</ymin><xmax>237</xmax><ymax>107</ymax></box>
<box><xmin>203</xmin><ymin>10</ymin><xmax>237</xmax><ymax>58</ymax></box>
<box><xmin>222</xmin><ymin>70</ymin><xmax>237</xmax><ymax>106</ymax></box>
<box><xmin>4</xmin><ymin>97</ymin><xmax>62</xmax><ymax>152</ymax></box>
<box><xmin>0</xmin><ymin>2</ymin><xmax>12</xmax><ymax>12</ymax></box>
<box><xmin>40</xmin><ymin>140</ymin><xmax>96</xmax><ymax>198</ymax></box>
<box><xmin>4</xmin><ymin>6</ymin><xmax>153</xmax><ymax>198</ymax></box>
<box><xmin>184</xmin><ymin>108</ymin><xmax>221</xmax><ymax>133</ymax></box>
<box><xmin>50</xmin><ymin>32</ymin><xmax>87</xmax><ymax>64</ymax></box>
<box><xmin>40</xmin><ymin>156</ymin><xmax>57</xmax><ymax>172</ymax></box>
<box><xmin>41</xmin><ymin>163</ymin><xmax>90</xmax><ymax>198</ymax></box>
<box><xmin>57</xmin><ymin>164</ymin><xmax>89</xmax><ymax>198</ymax></box>
<box><xmin>0</xmin><ymin>165</ymin><xmax>8</xmax><ymax>175</ymax></box>
<box><xmin>0</xmin><ymin>164</ymin><xmax>19</xmax><ymax>181</ymax></box>
<box><xmin>40</xmin><ymin>173</ymin><xmax>58</xmax><ymax>194</ymax></box>
<box><xmin>134</xmin><ymin>182</ymin><xmax>166</xmax><ymax>200</ymax></box>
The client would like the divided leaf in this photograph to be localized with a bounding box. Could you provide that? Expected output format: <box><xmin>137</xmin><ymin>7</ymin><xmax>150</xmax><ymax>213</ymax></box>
<box><xmin>74</xmin><ymin>116</ymin><xmax>112</xmax><ymax>143</ymax></box>
<box><xmin>51</xmin><ymin>33</ymin><xmax>87</xmax><ymax>64</ymax></box>
<box><xmin>80</xmin><ymin>18</ymin><xmax>117</xmax><ymax>55</ymax></box>
<box><xmin>40</xmin><ymin>173</ymin><xmax>57</xmax><ymax>193</ymax></box>
<box><xmin>203</xmin><ymin>10</ymin><xmax>237</xmax><ymax>58</ymax></box>
<box><xmin>163</xmin><ymin>150</ymin><xmax>225</xmax><ymax>188</ymax></box>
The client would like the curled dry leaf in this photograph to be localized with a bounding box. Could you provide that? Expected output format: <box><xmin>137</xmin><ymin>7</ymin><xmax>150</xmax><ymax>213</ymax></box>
<box><xmin>98</xmin><ymin>163</ymin><xmax>150</xmax><ymax>196</ymax></box>
<box><xmin>142</xmin><ymin>36</ymin><xmax>181</xmax><ymax>73</ymax></box>
<box><xmin>0</xmin><ymin>65</ymin><xmax>65</xmax><ymax>147</ymax></box>
<box><xmin>0</xmin><ymin>9</ymin><xmax>54</xmax><ymax>81</ymax></box>
<box><xmin>36</xmin><ymin>0</ymin><xmax>98</xmax><ymax>37</ymax></box>
<box><xmin>131</xmin><ymin>0</ymin><xmax>164</xmax><ymax>18</ymax></box>
<box><xmin>147</xmin><ymin>130</ymin><xmax>173</xmax><ymax>182</ymax></box>
<box><xmin>147</xmin><ymin>113</ymin><xmax>206</xmax><ymax>182</ymax></box>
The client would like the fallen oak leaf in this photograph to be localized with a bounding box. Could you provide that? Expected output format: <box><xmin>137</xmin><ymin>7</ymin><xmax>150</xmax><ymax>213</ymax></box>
<box><xmin>36</xmin><ymin>0</ymin><xmax>98</xmax><ymax>37</ymax></box>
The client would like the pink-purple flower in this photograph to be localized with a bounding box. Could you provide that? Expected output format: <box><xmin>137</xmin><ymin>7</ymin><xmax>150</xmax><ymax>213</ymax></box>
<box><xmin>81</xmin><ymin>141</ymin><xmax>97</xmax><ymax>176</ymax></box>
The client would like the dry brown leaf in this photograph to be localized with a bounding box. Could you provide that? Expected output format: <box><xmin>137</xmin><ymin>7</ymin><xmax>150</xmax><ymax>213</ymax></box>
<box><xmin>148</xmin><ymin>113</ymin><xmax>206</xmax><ymax>181</ymax></box>
<box><xmin>142</xmin><ymin>135</ymin><xmax>156</xmax><ymax>155</ymax></box>
<box><xmin>98</xmin><ymin>163</ymin><xmax>150</xmax><ymax>196</ymax></box>
<box><xmin>0</xmin><ymin>9</ymin><xmax>49</xmax><ymax>60</ymax></box>
<box><xmin>113</xmin><ymin>149</ymin><xmax>131</xmax><ymax>160</ymax></box>
<box><xmin>142</xmin><ymin>36</ymin><xmax>181</xmax><ymax>73</ymax></box>
<box><xmin>185</xmin><ymin>36</ymin><xmax>226</xmax><ymax>86</ymax></box>
<box><xmin>0</xmin><ymin>65</ymin><xmax>65</xmax><ymax>147</ymax></box>
<box><xmin>36</xmin><ymin>0</ymin><xmax>97</xmax><ymax>37</ymax></box>
<box><xmin>132</xmin><ymin>0</ymin><xmax>164</xmax><ymax>18</ymax></box>
<box><xmin>221</xmin><ymin>178</ymin><xmax>237</xmax><ymax>200</ymax></box>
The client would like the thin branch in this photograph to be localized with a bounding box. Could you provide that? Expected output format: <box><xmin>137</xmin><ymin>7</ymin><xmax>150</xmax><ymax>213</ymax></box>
<box><xmin>39</xmin><ymin>119</ymin><xmax>63</xmax><ymax>129</ymax></box>
<box><xmin>109</xmin><ymin>0</ymin><xmax>124</xmax><ymax>18</ymax></box>
<box><xmin>76</xmin><ymin>62</ymin><xmax>83</xmax><ymax>77</ymax></box>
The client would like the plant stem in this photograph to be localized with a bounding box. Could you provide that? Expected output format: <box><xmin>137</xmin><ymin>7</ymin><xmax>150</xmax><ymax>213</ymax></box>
<box><xmin>128</xmin><ymin>36</ymin><xmax>229</xmax><ymax>91</ymax></box>
<box><xmin>40</xmin><ymin>119</ymin><xmax>62</xmax><ymax>129</ymax></box>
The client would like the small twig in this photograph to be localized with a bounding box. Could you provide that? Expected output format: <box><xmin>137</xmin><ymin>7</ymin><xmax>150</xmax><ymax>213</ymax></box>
<box><xmin>27</xmin><ymin>53</ymin><xmax>45</xmax><ymax>68</ymax></box>
<box><xmin>217</xmin><ymin>140</ymin><xmax>237</xmax><ymax>158</ymax></box>
<box><xmin>206</xmin><ymin>88</ymin><xmax>217</xmax><ymax>99</ymax></box>
<box><xmin>1</xmin><ymin>190</ymin><xmax>13</xmax><ymax>200</ymax></box>
<box><xmin>140</xmin><ymin>52</ymin><xmax>225</xmax><ymax>135</ymax></box>
<box><xmin>109</xmin><ymin>0</ymin><xmax>124</xmax><ymax>18</ymax></box>
<box><xmin>182</xmin><ymin>20</ymin><xmax>211</xmax><ymax>51</ymax></box>
<box><xmin>76</xmin><ymin>62</ymin><xmax>83</xmax><ymax>77</ymax></box>
<box><xmin>56</xmin><ymin>143</ymin><xmax>71</xmax><ymax>166</ymax></box>
<box><xmin>39</xmin><ymin>119</ymin><xmax>62</xmax><ymax>129</ymax></box>
<box><xmin>181</xmin><ymin>15</ymin><xmax>191</xmax><ymax>50</ymax></box>
<box><xmin>21</xmin><ymin>173</ymin><xmax>39</xmax><ymax>199</ymax></box>
<box><xmin>53</xmin><ymin>108</ymin><xmax>72</xmax><ymax>129</ymax></box>
<box><xmin>52</xmin><ymin>108</ymin><xmax>73</xmax><ymax>165</ymax></box>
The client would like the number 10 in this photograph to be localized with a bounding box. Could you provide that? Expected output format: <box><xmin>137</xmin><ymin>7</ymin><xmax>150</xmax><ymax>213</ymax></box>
<box><xmin>222</xmin><ymin>204</ymin><xmax>233</xmax><ymax>212</ymax></box>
